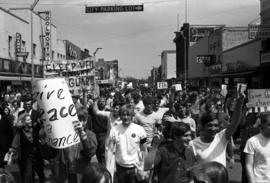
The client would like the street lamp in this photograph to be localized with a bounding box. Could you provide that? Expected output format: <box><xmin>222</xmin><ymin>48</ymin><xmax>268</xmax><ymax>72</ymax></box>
<box><xmin>30</xmin><ymin>0</ymin><xmax>40</xmax><ymax>92</ymax></box>
<box><xmin>93</xmin><ymin>47</ymin><xmax>102</xmax><ymax>61</ymax></box>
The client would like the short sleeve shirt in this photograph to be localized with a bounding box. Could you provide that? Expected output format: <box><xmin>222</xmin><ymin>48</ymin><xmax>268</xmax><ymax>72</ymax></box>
<box><xmin>134</xmin><ymin>111</ymin><xmax>159</xmax><ymax>143</ymax></box>
<box><xmin>244</xmin><ymin>133</ymin><xmax>270</xmax><ymax>183</ymax></box>
<box><xmin>109</xmin><ymin>123</ymin><xmax>146</xmax><ymax>168</ymax></box>
<box><xmin>190</xmin><ymin>129</ymin><xmax>228</xmax><ymax>166</ymax></box>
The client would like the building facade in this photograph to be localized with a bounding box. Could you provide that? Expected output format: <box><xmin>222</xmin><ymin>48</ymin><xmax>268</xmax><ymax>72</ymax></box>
<box><xmin>160</xmin><ymin>50</ymin><xmax>176</xmax><ymax>80</ymax></box>
<box><xmin>222</xmin><ymin>39</ymin><xmax>261</xmax><ymax>88</ymax></box>
<box><xmin>183</xmin><ymin>25</ymin><xmax>253</xmax><ymax>88</ymax></box>
<box><xmin>0</xmin><ymin>8</ymin><xmax>50</xmax><ymax>90</ymax></box>
<box><xmin>95</xmin><ymin>58</ymin><xmax>119</xmax><ymax>87</ymax></box>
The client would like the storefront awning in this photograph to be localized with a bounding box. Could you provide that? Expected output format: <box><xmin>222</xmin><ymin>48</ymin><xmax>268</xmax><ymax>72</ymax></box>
<box><xmin>210</xmin><ymin>70</ymin><xmax>256</xmax><ymax>78</ymax></box>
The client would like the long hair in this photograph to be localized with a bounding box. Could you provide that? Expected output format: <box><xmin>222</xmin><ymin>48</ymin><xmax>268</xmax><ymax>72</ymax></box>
<box><xmin>186</xmin><ymin>162</ymin><xmax>229</xmax><ymax>183</ymax></box>
<box><xmin>81</xmin><ymin>162</ymin><xmax>112</xmax><ymax>183</ymax></box>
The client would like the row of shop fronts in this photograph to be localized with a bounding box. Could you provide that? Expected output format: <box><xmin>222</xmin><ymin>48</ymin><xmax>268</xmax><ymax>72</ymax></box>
<box><xmin>173</xmin><ymin>1</ymin><xmax>270</xmax><ymax>89</ymax></box>
<box><xmin>0</xmin><ymin>7</ymin><xmax>93</xmax><ymax>94</ymax></box>
<box><xmin>174</xmin><ymin>24</ymin><xmax>270</xmax><ymax>89</ymax></box>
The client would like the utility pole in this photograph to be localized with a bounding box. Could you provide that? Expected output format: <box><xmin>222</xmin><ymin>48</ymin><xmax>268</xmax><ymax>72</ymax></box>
<box><xmin>183</xmin><ymin>33</ymin><xmax>187</xmax><ymax>89</ymax></box>
<box><xmin>31</xmin><ymin>0</ymin><xmax>40</xmax><ymax>92</ymax></box>
<box><xmin>9</xmin><ymin>0</ymin><xmax>40</xmax><ymax>92</ymax></box>
<box><xmin>93</xmin><ymin>48</ymin><xmax>102</xmax><ymax>98</ymax></box>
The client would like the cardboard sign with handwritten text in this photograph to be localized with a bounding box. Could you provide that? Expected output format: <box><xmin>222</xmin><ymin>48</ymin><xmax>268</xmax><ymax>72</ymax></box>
<box><xmin>34</xmin><ymin>78</ymin><xmax>80</xmax><ymax>149</ymax></box>
<box><xmin>248</xmin><ymin>89</ymin><xmax>270</xmax><ymax>108</ymax></box>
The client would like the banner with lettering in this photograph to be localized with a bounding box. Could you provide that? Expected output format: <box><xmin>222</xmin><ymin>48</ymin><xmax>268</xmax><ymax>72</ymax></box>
<box><xmin>45</xmin><ymin>59</ymin><xmax>95</xmax><ymax>95</ymax></box>
<box><xmin>34</xmin><ymin>78</ymin><xmax>80</xmax><ymax>149</ymax></box>
<box><xmin>248</xmin><ymin>89</ymin><xmax>270</xmax><ymax>113</ymax></box>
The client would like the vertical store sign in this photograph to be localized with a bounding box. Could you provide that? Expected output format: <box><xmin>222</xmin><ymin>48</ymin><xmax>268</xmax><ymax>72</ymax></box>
<box><xmin>15</xmin><ymin>33</ymin><xmax>21</xmax><ymax>57</ymax></box>
<box><xmin>44</xmin><ymin>11</ymin><xmax>51</xmax><ymax>62</ymax></box>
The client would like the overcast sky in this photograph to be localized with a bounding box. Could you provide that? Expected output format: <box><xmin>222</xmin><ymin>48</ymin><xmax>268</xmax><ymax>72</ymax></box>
<box><xmin>1</xmin><ymin>0</ymin><xmax>260</xmax><ymax>78</ymax></box>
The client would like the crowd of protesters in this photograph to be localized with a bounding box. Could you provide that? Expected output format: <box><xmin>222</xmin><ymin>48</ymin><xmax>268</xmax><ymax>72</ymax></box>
<box><xmin>0</xmin><ymin>84</ymin><xmax>269</xmax><ymax>183</ymax></box>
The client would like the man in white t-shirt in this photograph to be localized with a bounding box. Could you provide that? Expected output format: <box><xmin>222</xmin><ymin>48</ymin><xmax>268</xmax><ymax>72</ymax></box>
<box><xmin>189</xmin><ymin>95</ymin><xmax>244</xmax><ymax>167</ymax></box>
<box><xmin>244</xmin><ymin>113</ymin><xmax>270</xmax><ymax>183</ymax></box>
<box><xmin>134</xmin><ymin>96</ymin><xmax>160</xmax><ymax>146</ymax></box>
<box><xmin>152</xmin><ymin>97</ymin><xmax>169</xmax><ymax>123</ymax></box>
<box><xmin>108</xmin><ymin>104</ymin><xmax>147</xmax><ymax>183</ymax></box>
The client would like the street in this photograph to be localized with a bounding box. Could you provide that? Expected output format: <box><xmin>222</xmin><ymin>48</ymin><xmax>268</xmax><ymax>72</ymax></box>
<box><xmin>7</xmin><ymin>152</ymin><xmax>243</xmax><ymax>183</ymax></box>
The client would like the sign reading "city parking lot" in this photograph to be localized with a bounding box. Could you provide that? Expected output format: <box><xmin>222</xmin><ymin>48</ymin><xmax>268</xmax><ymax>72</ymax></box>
<box><xmin>85</xmin><ymin>5</ymin><xmax>144</xmax><ymax>13</ymax></box>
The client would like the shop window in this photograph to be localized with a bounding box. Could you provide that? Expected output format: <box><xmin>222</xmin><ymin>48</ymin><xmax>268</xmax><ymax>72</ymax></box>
<box><xmin>3</xmin><ymin>60</ymin><xmax>10</xmax><ymax>72</ymax></box>
<box><xmin>217</xmin><ymin>40</ymin><xmax>221</xmax><ymax>47</ymax></box>
<box><xmin>8</xmin><ymin>36</ymin><xmax>12</xmax><ymax>57</ymax></box>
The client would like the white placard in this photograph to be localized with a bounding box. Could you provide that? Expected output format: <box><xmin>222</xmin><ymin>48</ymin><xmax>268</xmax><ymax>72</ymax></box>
<box><xmin>248</xmin><ymin>89</ymin><xmax>270</xmax><ymax>108</ymax></box>
<box><xmin>174</xmin><ymin>84</ymin><xmax>182</xmax><ymax>91</ymax></box>
<box><xmin>221</xmin><ymin>84</ymin><xmax>227</xmax><ymax>97</ymax></box>
<box><xmin>237</xmin><ymin>83</ymin><xmax>247</xmax><ymax>97</ymax></box>
<box><xmin>157</xmin><ymin>82</ymin><xmax>168</xmax><ymax>89</ymax></box>
<box><xmin>35</xmin><ymin>78</ymin><xmax>80</xmax><ymax>149</ymax></box>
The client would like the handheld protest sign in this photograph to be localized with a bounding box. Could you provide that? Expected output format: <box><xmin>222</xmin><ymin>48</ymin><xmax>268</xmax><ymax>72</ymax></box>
<box><xmin>221</xmin><ymin>84</ymin><xmax>227</xmax><ymax>97</ymax></box>
<box><xmin>157</xmin><ymin>82</ymin><xmax>168</xmax><ymax>90</ymax></box>
<box><xmin>174</xmin><ymin>84</ymin><xmax>182</xmax><ymax>91</ymax></box>
<box><xmin>237</xmin><ymin>83</ymin><xmax>247</xmax><ymax>97</ymax></box>
<box><xmin>34</xmin><ymin>78</ymin><xmax>80</xmax><ymax>149</ymax></box>
<box><xmin>248</xmin><ymin>89</ymin><xmax>270</xmax><ymax>113</ymax></box>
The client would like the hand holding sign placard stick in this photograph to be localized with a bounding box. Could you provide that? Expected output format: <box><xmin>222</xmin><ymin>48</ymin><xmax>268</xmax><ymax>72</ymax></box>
<box><xmin>237</xmin><ymin>83</ymin><xmax>247</xmax><ymax>98</ymax></box>
<box><xmin>35</xmin><ymin>78</ymin><xmax>80</xmax><ymax>149</ymax></box>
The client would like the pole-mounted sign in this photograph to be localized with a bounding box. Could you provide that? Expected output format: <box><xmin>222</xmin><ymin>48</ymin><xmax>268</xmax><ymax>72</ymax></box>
<box><xmin>44</xmin><ymin>11</ymin><xmax>51</xmax><ymax>62</ymax></box>
<box><xmin>85</xmin><ymin>4</ymin><xmax>144</xmax><ymax>13</ymax></box>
